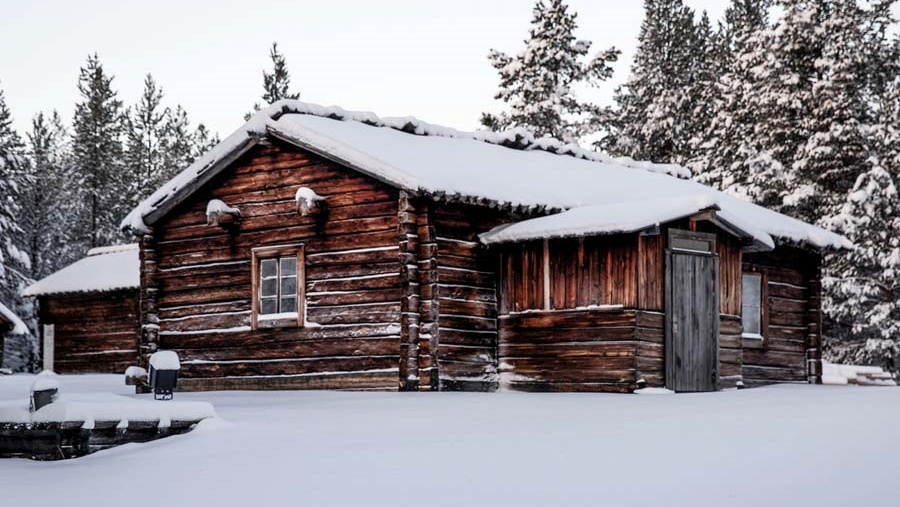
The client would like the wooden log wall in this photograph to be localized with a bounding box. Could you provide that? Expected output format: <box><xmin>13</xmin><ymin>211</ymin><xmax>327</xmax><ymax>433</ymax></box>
<box><xmin>742</xmin><ymin>247</ymin><xmax>822</xmax><ymax>386</ymax></box>
<box><xmin>432</xmin><ymin>203</ymin><xmax>509</xmax><ymax>391</ymax></box>
<box><xmin>39</xmin><ymin>291</ymin><xmax>140</xmax><ymax>374</ymax></box>
<box><xmin>499</xmin><ymin>309</ymin><xmax>638</xmax><ymax>393</ymax></box>
<box><xmin>147</xmin><ymin>142</ymin><xmax>403</xmax><ymax>391</ymax></box>
<box><xmin>635</xmin><ymin>311</ymin><xmax>664</xmax><ymax>388</ymax></box>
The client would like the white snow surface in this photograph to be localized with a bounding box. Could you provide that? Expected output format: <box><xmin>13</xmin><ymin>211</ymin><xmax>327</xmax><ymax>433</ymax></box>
<box><xmin>295</xmin><ymin>186</ymin><xmax>326</xmax><ymax>203</ymax></box>
<box><xmin>0</xmin><ymin>375</ymin><xmax>214</xmax><ymax>425</ymax></box>
<box><xmin>1</xmin><ymin>374</ymin><xmax>898</xmax><ymax>507</ymax></box>
<box><xmin>149</xmin><ymin>350</ymin><xmax>181</xmax><ymax>370</ymax></box>
<box><xmin>822</xmin><ymin>360</ymin><xmax>897</xmax><ymax>386</ymax></box>
<box><xmin>121</xmin><ymin>100</ymin><xmax>850</xmax><ymax>250</ymax></box>
<box><xmin>22</xmin><ymin>244</ymin><xmax>139</xmax><ymax>297</ymax></box>
<box><xmin>206</xmin><ymin>198</ymin><xmax>240</xmax><ymax>216</ymax></box>
<box><xmin>0</xmin><ymin>300</ymin><xmax>27</xmax><ymax>335</ymax></box>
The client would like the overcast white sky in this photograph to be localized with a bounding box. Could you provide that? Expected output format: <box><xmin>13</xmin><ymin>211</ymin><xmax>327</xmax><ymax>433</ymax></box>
<box><xmin>1</xmin><ymin>0</ymin><xmax>896</xmax><ymax>138</ymax></box>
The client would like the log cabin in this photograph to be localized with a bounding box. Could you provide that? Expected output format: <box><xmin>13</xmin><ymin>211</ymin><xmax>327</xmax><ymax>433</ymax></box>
<box><xmin>22</xmin><ymin>244</ymin><xmax>140</xmax><ymax>374</ymax></box>
<box><xmin>121</xmin><ymin>100</ymin><xmax>851</xmax><ymax>393</ymax></box>
<box><xmin>0</xmin><ymin>301</ymin><xmax>27</xmax><ymax>370</ymax></box>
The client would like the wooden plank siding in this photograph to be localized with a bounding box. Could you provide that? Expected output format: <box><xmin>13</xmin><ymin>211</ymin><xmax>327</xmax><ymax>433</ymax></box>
<box><xmin>142</xmin><ymin>141</ymin><xmax>404</xmax><ymax>391</ymax></box>
<box><xmin>39</xmin><ymin>291</ymin><xmax>140</xmax><ymax>374</ymax></box>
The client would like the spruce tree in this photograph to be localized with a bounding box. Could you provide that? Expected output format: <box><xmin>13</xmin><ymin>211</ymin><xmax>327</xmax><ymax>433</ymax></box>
<box><xmin>605</xmin><ymin>0</ymin><xmax>707</xmax><ymax>164</ymax></box>
<box><xmin>480</xmin><ymin>0</ymin><xmax>619</xmax><ymax>142</ymax></box>
<box><xmin>19</xmin><ymin>111</ymin><xmax>75</xmax><ymax>279</ymax></box>
<box><xmin>159</xmin><ymin>105</ymin><xmax>217</xmax><ymax>181</ymax></box>
<box><xmin>247</xmin><ymin>42</ymin><xmax>301</xmax><ymax>119</ymax></box>
<box><xmin>692</xmin><ymin>0</ymin><xmax>774</xmax><ymax>199</ymax></box>
<box><xmin>0</xmin><ymin>84</ymin><xmax>36</xmax><ymax>370</ymax></box>
<box><xmin>71</xmin><ymin>53</ymin><xmax>126</xmax><ymax>249</ymax></box>
<box><xmin>124</xmin><ymin>74</ymin><xmax>166</xmax><ymax>209</ymax></box>
<box><xmin>823</xmin><ymin>163</ymin><xmax>900</xmax><ymax>373</ymax></box>
<box><xmin>786</xmin><ymin>0</ymin><xmax>871</xmax><ymax>225</ymax></box>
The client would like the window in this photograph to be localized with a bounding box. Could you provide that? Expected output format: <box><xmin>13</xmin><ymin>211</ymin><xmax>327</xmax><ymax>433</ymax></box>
<box><xmin>252</xmin><ymin>245</ymin><xmax>304</xmax><ymax>328</ymax></box>
<box><xmin>742</xmin><ymin>273</ymin><xmax>764</xmax><ymax>340</ymax></box>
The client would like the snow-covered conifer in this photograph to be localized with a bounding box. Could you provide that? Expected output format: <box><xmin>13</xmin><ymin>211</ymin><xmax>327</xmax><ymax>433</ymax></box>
<box><xmin>480</xmin><ymin>0</ymin><xmax>619</xmax><ymax>142</ymax></box>
<box><xmin>0</xmin><ymin>84</ymin><xmax>37</xmax><ymax>370</ymax></box>
<box><xmin>71</xmin><ymin>53</ymin><xmax>127</xmax><ymax>249</ymax></box>
<box><xmin>18</xmin><ymin>111</ymin><xmax>76</xmax><ymax>279</ymax></box>
<box><xmin>124</xmin><ymin>74</ymin><xmax>167</xmax><ymax>209</ymax></box>
<box><xmin>823</xmin><ymin>164</ymin><xmax>900</xmax><ymax>373</ymax></box>
<box><xmin>605</xmin><ymin>0</ymin><xmax>707</xmax><ymax>164</ymax></box>
<box><xmin>247</xmin><ymin>42</ymin><xmax>301</xmax><ymax>119</ymax></box>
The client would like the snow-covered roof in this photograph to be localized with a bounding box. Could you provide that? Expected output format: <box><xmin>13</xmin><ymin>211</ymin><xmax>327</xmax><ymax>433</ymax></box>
<box><xmin>0</xmin><ymin>301</ymin><xmax>27</xmax><ymax>335</ymax></box>
<box><xmin>122</xmin><ymin>100</ymin><xmax>851</xmax><ymax>250</ymax></box>
<box><xmin>22</xmin><ymin>244</ymin><xmax>140</xmax><ymax>297</ymax></box>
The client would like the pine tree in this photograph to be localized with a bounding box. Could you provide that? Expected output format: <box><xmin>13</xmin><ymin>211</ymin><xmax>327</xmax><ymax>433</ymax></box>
<box><xmin>0</xmin><ymin>84</ymin><xmax>37</xmax><ymax>370</ymax></box>
<box><xmin>823</xmin><ymin>164</ymin><xmax>900</xmax><ymax>373</ymax></box>
<box><xmin>71</xmin><ymin>54</ymin><xmax>126</xmax><ymax>250</ymax></box>
<box><xmin>19</xmin><ymin>111</ymin><xmax>75</xmax><ymax>279</ymax></box>
<box><xmin>691</xmin><ymin>0</ymin><xmax>774</xmax><ymax>199</ymax></box>
<box><xmin>480</xmin><ymin>0</ymin><xmax>619</xmax><ymax>142</ymax></box>
<box><xmin>246</xmin><ymin>42</ymin><xmax>301</xmax><ymax>119</ymax></box>
<box><xmin>604</xmin><ymin>0</ymin><xmax>707</xmax><ymax>164</ymax></box>
<box><xmin>124</xmin><ymin>74</ymin><xmax>166</xmax><ymax>209</ymax></box>
<box><xmin>159</xmin><ymin>105</ymin><xmax>217</xmax><ymax>181</ymax></box>
<box><xmin>786</xmin><ymin>0</ymin><xmax>871</xmax><ymax>225</ymax></box>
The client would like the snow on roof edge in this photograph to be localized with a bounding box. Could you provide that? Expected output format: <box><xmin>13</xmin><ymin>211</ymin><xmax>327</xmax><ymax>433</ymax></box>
<box><xmin>121</xmin><ymin>100</ymin><xmax>692</xmax><ymax>233</ymax></box>
<box><xmin>0</xmin><ymin>301</ymin><xmax>27</xmax><ymax>335</ymax></box>
<box><xmin>87</xmin><ymin>243</ymin><xmax>139</xmax><ymax>256</ymax></box>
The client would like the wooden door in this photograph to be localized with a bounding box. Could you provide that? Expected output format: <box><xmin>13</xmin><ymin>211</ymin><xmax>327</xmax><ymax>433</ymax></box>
<box><xmin>665</xmin><ymin>230</ymin><xmax>720</xmax><ymax>392</ymax></box>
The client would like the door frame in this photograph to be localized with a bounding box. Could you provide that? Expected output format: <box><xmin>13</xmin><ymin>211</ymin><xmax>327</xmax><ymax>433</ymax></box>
<box><xmin>664</xmin><ymin>229</ymin><xmax>721</xmax><ymax>392</ymax></box>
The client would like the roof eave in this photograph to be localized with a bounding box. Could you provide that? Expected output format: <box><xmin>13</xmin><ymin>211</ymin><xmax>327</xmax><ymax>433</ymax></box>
<box><xmin>141</xmin><ymin>136</ymin><xmax>264</xmax><ymax>228</ymax></box>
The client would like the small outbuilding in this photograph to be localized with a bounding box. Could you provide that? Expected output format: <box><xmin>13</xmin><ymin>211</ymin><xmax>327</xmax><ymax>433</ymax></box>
<box><xmin>120</xmin><ymin>100</ymin><xmax>851</xmax><ymax>393</ymax></box>
<box><xmin>23</xmin><ymin>245</ymin><xmax>140</xmax><ymax>374</ymax></box>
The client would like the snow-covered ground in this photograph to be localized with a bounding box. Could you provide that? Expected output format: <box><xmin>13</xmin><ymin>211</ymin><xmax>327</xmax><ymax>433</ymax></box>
<box><xmin>1</xmin><ymin>375</ymin><xmax>898</xmax><ymax>507</ymax></box>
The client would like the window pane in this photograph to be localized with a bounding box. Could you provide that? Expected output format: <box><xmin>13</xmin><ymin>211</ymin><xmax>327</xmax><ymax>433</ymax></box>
<box><xmin>261</xmin><ymin>259</ymin><xmax>277</xmax><ymax>278</ymax></box>
<box><xmin>280</xmin><ymin>257</ymin><xmax>297</xmax><ymax>276</ymax></box>
<box><xmin>280</xmin><ymin>276</ymin><xmax>297</xmax><ymax>297</ymax></box>
<box><xmin>280</xmin><ymin>296</ymin><xmax>297</xmax><ymax>313</ymax></box>
<box><xmin>742</xmin><ymin>274</ymin><xmax>762</xmax><ymax>335</ymax></box>
<box><xmin>260</xmin><ymin>298</ymin><xmax>278</xmax><ymax>315</ymax></box>
<box><xmin>261</xmin><ymin>278</ymin><xmax>277</xmax><ymax>297</ymax></box>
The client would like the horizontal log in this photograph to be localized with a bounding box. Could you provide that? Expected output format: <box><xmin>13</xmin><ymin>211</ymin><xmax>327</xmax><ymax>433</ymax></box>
<box><xmin>499</xmin><ymin>380</ymin><xmax>635</xmax><ymax>394</ymax></box>
<box><xmin>177</xmin><ymin>336</ymin><xmax>401</xmax><ymax>362</ymax></box>
<box><xmin>501</xmin><ymin>310</ymin><xmax>636</xmax><ymax>330</ymax></box>
<box><xmin>176</xmin><ymin>370</ymin><xmax>400</xmax><ymax>392</ymax></box>
<box><xmin>500</xmin><ymin>342</ymin><xmax>637</xmax><ymax>359</ymax></box>
<box><xmin>181</xmin><ymin>355</ymin><xmax>398</xmax><ymax>378</ymax></box>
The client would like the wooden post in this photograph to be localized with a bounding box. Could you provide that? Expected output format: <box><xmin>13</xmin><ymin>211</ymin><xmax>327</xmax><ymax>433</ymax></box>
<box><xmin>138</xmin><ymin>232</ymin><xmax>160</xmax><ymax>393</ymax></box>
<box><xmin>806</xmin><ymin>255</ymin><xmax>824</xmax><ymax>384</ymax></box>
<box><xmin>417</xmin><ymin>202</ymin><xmax>440</xmax><ymax>391</ymax></box>
<box><xmin>398</xmin><ymin>191</ymin><xmax>420</xmax><ymax>391</ymax></box>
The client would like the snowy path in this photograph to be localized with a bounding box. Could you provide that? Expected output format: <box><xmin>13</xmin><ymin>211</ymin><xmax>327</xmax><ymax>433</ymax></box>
<box><xmin>1</xmin><ymin>375</ymin><xmax>898</xmax><ymax>506</ymax></box>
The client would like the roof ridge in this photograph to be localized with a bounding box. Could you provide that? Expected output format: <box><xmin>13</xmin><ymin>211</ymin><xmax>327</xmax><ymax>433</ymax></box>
<box><xmin>265</xmin><ymin>100</ymin><xmax>693</xmax><ymax>180</ymax></box>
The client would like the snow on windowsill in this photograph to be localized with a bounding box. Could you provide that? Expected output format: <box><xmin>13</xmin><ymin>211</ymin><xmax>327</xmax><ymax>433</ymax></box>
<box><xmin>258</xmin><ymin>312</ymin><xmax>300</xmax><ymax>321</ymax></box>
